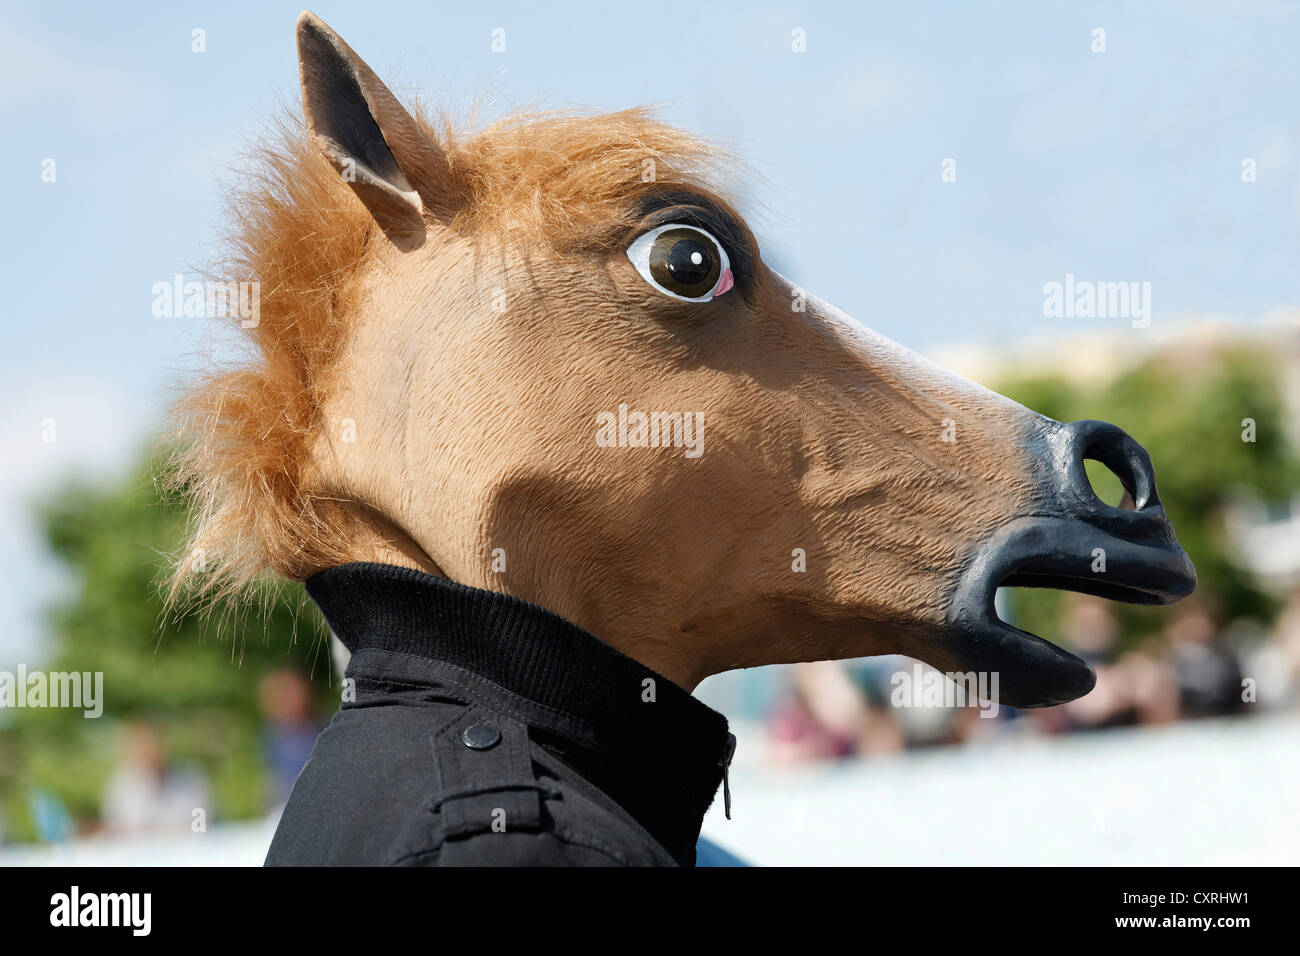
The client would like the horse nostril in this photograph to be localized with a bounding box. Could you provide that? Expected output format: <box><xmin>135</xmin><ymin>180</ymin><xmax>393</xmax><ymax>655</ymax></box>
<box><xmin>1083</xmin><ymin>457</ymin><xmax>1137</xmax><ymax>511</ymax></box>
<box><xmin>1063</xmin><ymin>419</ymin><xmax>1160</xmax><ymax>513</ymax></box>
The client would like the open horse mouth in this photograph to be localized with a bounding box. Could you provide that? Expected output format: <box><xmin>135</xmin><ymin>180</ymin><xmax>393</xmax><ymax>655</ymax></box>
<box><xmin>944</xmin><ymin>419</ymin><xmax>1197</xmax><ymax>708</ymax></box>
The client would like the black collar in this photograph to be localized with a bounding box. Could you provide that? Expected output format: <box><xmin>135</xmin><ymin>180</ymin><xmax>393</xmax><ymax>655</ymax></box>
<box><xmin>305</xmin><ymin>562</ymin><xmax>734</xmax><ymax>865</ymax></box>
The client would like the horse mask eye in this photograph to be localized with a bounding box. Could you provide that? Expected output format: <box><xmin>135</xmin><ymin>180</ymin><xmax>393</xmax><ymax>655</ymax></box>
<box><xmin>627</xmin><ymin>223</ymin><xmax>734</xmax><ymax>302</ymax></box>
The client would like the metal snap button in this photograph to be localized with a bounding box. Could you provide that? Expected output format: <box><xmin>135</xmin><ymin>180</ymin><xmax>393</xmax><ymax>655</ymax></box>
<box><xmin>461</xmin><ymin>723</ymin><xmax>501</xmax><ymax>750</ymax></box>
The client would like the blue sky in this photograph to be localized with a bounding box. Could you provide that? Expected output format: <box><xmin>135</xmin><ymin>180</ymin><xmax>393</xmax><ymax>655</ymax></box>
<box><xmin>1</xmin><ymin>0</ymin><xmax>1297</xmax><ymax>666</ymax></box>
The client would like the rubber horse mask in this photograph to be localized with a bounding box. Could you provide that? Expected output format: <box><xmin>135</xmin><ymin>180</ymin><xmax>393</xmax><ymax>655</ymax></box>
<box><xmin>174</xmin><ymin>12</ymin><xmax>1195</xmax><ymax>709</ymax></box>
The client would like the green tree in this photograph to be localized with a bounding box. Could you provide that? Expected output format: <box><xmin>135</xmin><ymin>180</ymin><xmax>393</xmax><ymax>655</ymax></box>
<box><xmin>0</xmin><ymin>450</ymin><xmax>338</xmax><ymax>843</ymax></box>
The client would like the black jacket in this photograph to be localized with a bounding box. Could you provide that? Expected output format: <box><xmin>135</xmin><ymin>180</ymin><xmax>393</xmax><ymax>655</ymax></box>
<box><xmin>265</xmin><ymin>562</ymin><xmax>735</xmax><ymax>866</ymax></box>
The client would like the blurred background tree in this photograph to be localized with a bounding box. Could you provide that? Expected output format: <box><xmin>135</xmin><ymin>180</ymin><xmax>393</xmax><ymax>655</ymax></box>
<box><xmin>0</xmin><ymin>451</ymin><xmax>337</xmax><ymax>843</ymax></box>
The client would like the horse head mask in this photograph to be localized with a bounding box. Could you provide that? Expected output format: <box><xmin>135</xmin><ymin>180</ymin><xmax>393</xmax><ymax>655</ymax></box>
<box><xmin>174</xmin><ymin>12</ymin><xmax>1195</xmax><ymax>709</ymax></box>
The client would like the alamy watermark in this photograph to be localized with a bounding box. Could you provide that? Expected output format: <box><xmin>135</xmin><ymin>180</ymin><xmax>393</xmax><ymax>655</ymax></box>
<box><xmin>890</xmin><ymin>663</ymin><xmax>1001</xmax><ymax>718</ymax></box>
<box><xmin>0</xmin><ymin>666</ymin><xmax>103</xmax><ymax>718</ymax></box>
<box><xmin>152</xmin><ymin>274</ymin><xmax>260</xmax><ymax>327</ymax></box>
<box><xmin>595</xmin><ymin>404</ymin><xmax>704</xmax><ymax>458</ymax></box>
<box><xmin>50</xmin><ymin>886</ymin><xmax>150</xmax><ymax>936</ymax></box>
<box><xmin>1043</xmin><ymin>273</ymin><xmax>1151</xmax><ymax>328</ymax></box>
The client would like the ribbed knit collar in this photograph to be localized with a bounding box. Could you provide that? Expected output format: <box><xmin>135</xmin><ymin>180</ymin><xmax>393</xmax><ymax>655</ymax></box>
<box><xmin>305</xmin><ymin>562</ymin><xmax>733</xmax><ymax>865</ymax></box>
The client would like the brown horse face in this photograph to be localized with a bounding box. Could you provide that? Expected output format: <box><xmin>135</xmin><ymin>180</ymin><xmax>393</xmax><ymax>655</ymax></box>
<box><xmin>296</xmin><ymin>13</ymin><xmax>1195</xmax><ymax>705</ymax></box>
<box><xmin>545</xmin><ymin>254</ymin><xmax>1195</xmax><ymax>706</ymax></box>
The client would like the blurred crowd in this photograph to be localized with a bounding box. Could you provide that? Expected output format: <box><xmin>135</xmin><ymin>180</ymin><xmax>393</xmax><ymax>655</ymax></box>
<box><xmin>766</xmin><ymin>587</ymin><xmax>1300</xmax><ymax>765</ymax></box>
<box><xmin>15</xmin><ymin>668</ymin><xmax>325</xmax><ymax>843</ymax></box>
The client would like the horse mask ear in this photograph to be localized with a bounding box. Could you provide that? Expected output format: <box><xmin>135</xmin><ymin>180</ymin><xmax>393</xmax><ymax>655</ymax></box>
<box><xmin>296</xmin><ymin>11</ymin><xmax>457</xmax><ymax>248</ymax></box>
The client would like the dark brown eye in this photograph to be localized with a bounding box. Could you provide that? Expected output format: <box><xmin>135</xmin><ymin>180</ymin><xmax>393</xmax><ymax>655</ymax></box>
<box><xmin>627</xmin><ymin>223</ymin><xmax>734</xmax><ymax>302</ymax></box>
<box><xmin>649</xmin><ymin>228</ymin><xmax>721</xmax><ymax>297</ymax></box>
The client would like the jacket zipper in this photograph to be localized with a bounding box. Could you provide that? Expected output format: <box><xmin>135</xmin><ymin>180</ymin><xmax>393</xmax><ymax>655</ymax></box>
<box><xmin>720</xmin><ymin>732</ymin><xmax>737</xmax><ymax>820</ymax></box>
